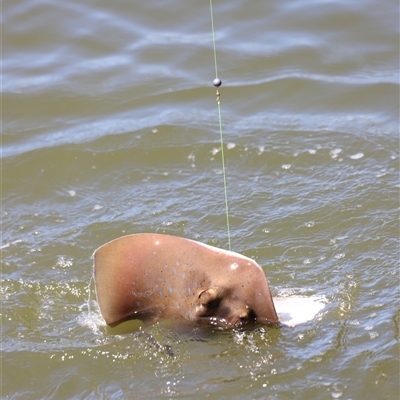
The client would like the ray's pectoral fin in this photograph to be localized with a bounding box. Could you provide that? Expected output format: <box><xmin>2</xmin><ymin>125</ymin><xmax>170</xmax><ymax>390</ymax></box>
<box><xmin>195</xmin><ymin>288</ymin><xmax>220</xmax><ymax>317</ymax></box>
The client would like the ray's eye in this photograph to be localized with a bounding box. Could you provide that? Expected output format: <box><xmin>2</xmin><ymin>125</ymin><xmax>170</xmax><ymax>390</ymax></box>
<box><xmin>204</xmin><ymin>298</ymin><xmax>220</xmax><ymax>310</ymax></box>
<box><xmin>196</xmin><ymin>288</ymin><xmax>221</xmax><ymax>317</ymax></box>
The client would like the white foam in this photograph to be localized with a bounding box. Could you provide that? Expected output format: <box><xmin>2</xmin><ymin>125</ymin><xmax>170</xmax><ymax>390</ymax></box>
<box><xmin>77</xmin><ymin>299</ymin><xmax>105</xmax><ymax>335</ymax></box>
<box><xmin>330</xmin><ymin>148</ymin><xmax>342</xmax><ymax>159</ymax></box>
<box><xmin>274</xmin><ymin>295</ymin><xmax>326</xmax><ymax>327</ymax></box>
<box><xmin>350</xmin><ymin>152</ymin><xmax>364</xmax><ymax>160</ymax></box>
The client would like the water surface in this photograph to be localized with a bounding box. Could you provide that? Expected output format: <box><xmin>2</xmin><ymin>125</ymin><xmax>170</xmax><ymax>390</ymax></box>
<box><xmin>2</xmin><ymin>0</ymin><xmax>399</xmax><ymax>398</ymax></box>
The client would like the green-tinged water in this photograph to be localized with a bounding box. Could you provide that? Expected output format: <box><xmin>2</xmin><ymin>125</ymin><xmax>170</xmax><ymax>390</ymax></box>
<box><xmin>2</xmin><ymin>0</ymin><xmax>399</xmax><ymax>399</ymax></box>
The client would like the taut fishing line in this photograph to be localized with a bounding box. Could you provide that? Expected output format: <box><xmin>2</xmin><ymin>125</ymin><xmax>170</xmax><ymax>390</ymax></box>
<box><xmin>209</xmin><ymin>0</ymin><xmax>231</xmax><ymax>251</ymax></box>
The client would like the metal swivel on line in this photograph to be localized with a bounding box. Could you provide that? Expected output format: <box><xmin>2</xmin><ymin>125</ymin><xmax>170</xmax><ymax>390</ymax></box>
<box><xmin>213</xmin><ymin>78</ymin><xmax>222</xmax><ymax>104</ymax></box>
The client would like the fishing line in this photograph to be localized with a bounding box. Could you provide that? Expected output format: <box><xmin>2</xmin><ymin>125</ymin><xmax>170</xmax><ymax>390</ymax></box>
<box><xmin>209</xmin><ymin>0</ymin><xmax>231</xmax><ymax>251</ymax></box>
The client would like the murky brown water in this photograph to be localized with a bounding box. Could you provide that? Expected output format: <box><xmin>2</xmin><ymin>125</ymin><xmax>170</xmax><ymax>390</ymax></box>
<box><xmin>2</xmin><ymin>0</ymin><xmax>399</xmax><ymax>398</ymax></box>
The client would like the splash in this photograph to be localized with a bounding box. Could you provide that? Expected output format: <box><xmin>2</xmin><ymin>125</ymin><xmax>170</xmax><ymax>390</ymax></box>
<box><xmin>274</xmin><ymin>294</ymin><xmax>326</xmax><ymax>327</ymax></box>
